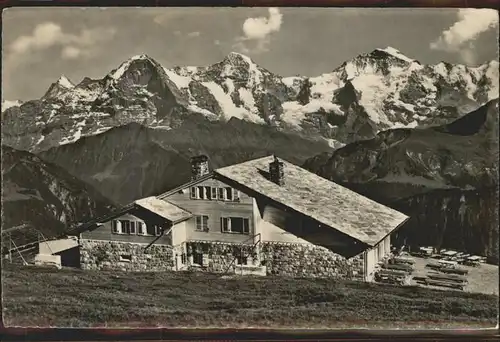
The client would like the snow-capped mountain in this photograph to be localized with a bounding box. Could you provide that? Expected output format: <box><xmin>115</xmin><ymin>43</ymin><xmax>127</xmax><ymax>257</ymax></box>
<box><xmin>1</xmin><ymin>100</ymin><xmax>23</xmax><ymax>112</ymax></box>
<box><xmin>43</xmin><ymin>75</ymin><xmax>75</xmax><ymax>99</ymax></box>
<box><xmin>2</xmin><ymin>48</ymin><xmax>498</xmax><ymax>153</ymax></box>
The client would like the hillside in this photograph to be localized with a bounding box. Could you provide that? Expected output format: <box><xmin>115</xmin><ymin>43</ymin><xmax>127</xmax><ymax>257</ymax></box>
<box><xmin>38</xmin><ymin>115</ymin><xmax>332</xmax><ymax>204</ymax></box>
<box><xmin>2</xmin><ymin>48</ymin><xmax>498</xmax><ymax>153</ymax></box>
<box><xmin>303</xmin><ymin>99</ymin><xmax>499</xmax><ymax>261</ymax></box>
<box><xmin>2</xmin><ymin>265</ymin><xmax>497</xmax><ymax>328</ymax></box>
<box><xmin>1</xmin><ymin>145</ymin><xmax>116</xmax><ymax>248</ymax></box>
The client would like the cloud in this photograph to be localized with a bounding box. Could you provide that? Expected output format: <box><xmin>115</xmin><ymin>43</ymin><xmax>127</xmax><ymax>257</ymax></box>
<box><xmin>187</xmin><ymin>31</ymin><xmax>201</xmax><ymax>38</ymax></box>
<box><xmin>7</xmin><ymin>22</ymin><xmax>116</xmax><ymax>65</ymax></box>
<box><xmin>242</xmin><ymin>7</ymin><xmax>283</xmax><ymax>40</ymax></box>
<box><xmin>430</xmin><ymin>9</ymin><xmax>499</xmax><ymax>64</ymax></box>
<box><xmin>61</xmin><ymin>46</ymin><xmax>82</xmax><ymax>59</ymax></box>
<box><xmin>234</xmin><ymin>8</ymin><xmax>283</xmax><ymax>54</ymax></box>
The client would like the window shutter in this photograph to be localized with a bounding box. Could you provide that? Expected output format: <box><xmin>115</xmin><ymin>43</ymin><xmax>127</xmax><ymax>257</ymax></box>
<box><xmin>233</xmin><ymin>189</ymin><xmax>240</xmax><ymax>201</ymax></box>
<box><xmin>112</xmin><ymin>220</ymin><xmax>119</xmax><ymax>234</ymax></box>
<box><xmin>203</xmin><ymin>216</ymin><xmax>209</xmax><ymax>231</ymax></box>
<box><xmin>116</xmin><ymin>220</ymin><xmax>122</xmax><ymax>234</ymax></box>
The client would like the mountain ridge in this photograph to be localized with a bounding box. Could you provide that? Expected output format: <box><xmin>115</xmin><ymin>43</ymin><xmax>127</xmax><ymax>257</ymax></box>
<box><xmin>2</xmin><ymin>48</ymin><xmax>498</xmax><ymax>153</ymax></box>
<box><xmin>1</xmin><ymin>145</ymin><xmax>116</xmax><ymax>248</ymax></box>
<box><xmin>303</xmin><ymin>99</ymin><xmax>499</xmax><ymax>261</ymax></box>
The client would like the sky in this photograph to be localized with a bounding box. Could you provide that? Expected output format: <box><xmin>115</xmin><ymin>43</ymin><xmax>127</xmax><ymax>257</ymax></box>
<box><xmin>2</xmin><ymin>7</ymin><xmax>499</xmax><ymax>101</ymax></box>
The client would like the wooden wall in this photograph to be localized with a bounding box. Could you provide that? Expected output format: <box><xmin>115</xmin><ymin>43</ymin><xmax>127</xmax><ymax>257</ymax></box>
<box><xmin>254</xmin><ymin>198</ymin><xmax>366</xmax><ymax>258</ymax></box>
<box><xmin>166</xmin><ymin>178</ymin><xmax>255</xmax><ymax>244</ymax></box>
<box><xmin>81</xmin><ymin>211</ymin><xmax>173</xmax><ymax>245</ymax></box>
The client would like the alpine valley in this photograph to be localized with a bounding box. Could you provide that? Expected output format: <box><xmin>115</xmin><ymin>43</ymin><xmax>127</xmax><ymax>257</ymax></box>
<box><xmin>2</xmin><ymin>47</ymin><xmax>498</xmax><ymax>260</ymax></box>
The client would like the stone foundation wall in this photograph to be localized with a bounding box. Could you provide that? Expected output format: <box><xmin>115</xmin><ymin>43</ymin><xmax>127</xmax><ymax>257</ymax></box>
<box><xmin>262</xmin><ymin>242</ymin><xmax>365</xmax><ymax>280</ymax></box>
<box><xmin>184</xmin><ymin>240</ymin><xmax>365</xmax><ymax>280</ymax></box>
<box><xmin>80</xmin><ymin>239</ymin><xmax>174</xmax><ymax>271</ymax></box>
<box><xmin>79</xmin><ymin>239</ymin><xmax>365</xmax><ymax>280</ymax></box>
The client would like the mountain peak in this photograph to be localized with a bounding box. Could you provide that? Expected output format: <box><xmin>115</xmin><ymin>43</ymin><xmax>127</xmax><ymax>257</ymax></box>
<box><xmin>372</xmin><ymin>47</ymin><xmax>415</xmax><ymax>63</ymax></box>
<box><xmin>57</xmin><ymin>75</ymin><xmax>75</xmax><ymax>89</ymax></box>
<box><xmin>108</xmin><ymin>54</ymin><xmax>157</xmax><ymax>80</ymax></box>
<box><xmin>224</xmin><ymin>51</ymin><xmax>254</xmax><ymax>65</ymax></box>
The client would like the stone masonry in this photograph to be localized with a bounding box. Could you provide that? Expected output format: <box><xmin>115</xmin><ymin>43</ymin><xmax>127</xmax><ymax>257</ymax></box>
<box><xmin>262</xmin><ymin>241</ymin><xmax>365</xmax><ymax>280</ymax></box>
<box><xmin>79</xmin><ymin>239</ymin><xmax>365</xmax><ymax>279</ymax></box>
<box><xmin>80</xmin><ymin>239</ymin><xmax>174</xmax><ymax>271</ymax></box>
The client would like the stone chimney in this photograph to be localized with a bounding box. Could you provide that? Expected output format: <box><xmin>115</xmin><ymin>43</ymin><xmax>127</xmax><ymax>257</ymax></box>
<box><xmin>191</xmin><ymin>155</ymin><xmax>210</xmax><ymax>180</ymax></box>
<box><xmin>269</xmin><ymin>155</ymin><xmax>285</xmax><ymax>186</ymax></box>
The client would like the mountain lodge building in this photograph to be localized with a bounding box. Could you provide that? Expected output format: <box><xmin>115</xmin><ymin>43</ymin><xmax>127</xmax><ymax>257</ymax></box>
<box><xmin>62</xmin><ymin>155</ymin><xmax>409</xmax><ymax>281</ymax></box>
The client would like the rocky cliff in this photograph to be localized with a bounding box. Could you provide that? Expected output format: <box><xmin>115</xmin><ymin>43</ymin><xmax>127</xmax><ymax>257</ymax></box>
<box><xmin>1</xmin><ymin>145</ymin><xmax>116</xmax><ymax>247</ymax></box>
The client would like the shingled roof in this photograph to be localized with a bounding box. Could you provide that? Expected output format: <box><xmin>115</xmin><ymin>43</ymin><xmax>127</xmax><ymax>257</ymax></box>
<box><xmin>214</xmin><ymin>155</ymin><xmax>409</xmax><ymax>246</ymax></box>
<box><xmin>134</xmin><ymin>197</ymin><xmax>192</xmax><ymax>223</ymax></box>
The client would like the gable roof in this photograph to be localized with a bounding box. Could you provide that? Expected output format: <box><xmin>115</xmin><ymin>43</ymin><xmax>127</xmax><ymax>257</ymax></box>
<box><xmin>134</xmin><ymin>197</ymin><xmax>192</xmax><ymax>224</ymax></box>
<box><xmin>70</xmin><ymin>198</ymin><xmax>192</xmax><ymax>235</ymax></box>
<box><xmin>214</xmin><ymin>155</ymin><xmax>409</xmax><ymax>246</ymax></box>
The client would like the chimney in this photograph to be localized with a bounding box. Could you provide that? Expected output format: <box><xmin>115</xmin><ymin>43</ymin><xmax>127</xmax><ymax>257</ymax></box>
<box><xmin>269</xmin><ymin>155</ymin><xmax>285</xmax><ymax>186</ymax></box>
<box><xmin>191</xmin><ymin>155</ymin><xmax>210</xmax><ymax>180</ymax></box>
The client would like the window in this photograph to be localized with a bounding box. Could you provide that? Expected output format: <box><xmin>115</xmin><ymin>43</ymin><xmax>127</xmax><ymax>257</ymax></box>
<box><xmin>191</xmin><ymin>186</ymin><xmax>216</xmax><ymax>200</ymax></box>
<box><xmin>221</xmin><ymin>217</ymin><xmax>250</xmax><ymax>234</ymax></box>
<box><xmin>120</xmin><ymin>220</ymin><xmax>130</xmax><ymax>234</ymax></box>
<box><xmin>146</xmin><ymin>224</ymin><xmax>156</xmax><ymax>236</ymax></box>
<box><xmin>225</xmin><ymin>187</ymin><xmax>233</xmax><ymax>201</ymax></box>
<box><xmin>193</xmin><ymin>252</ymin><xmax>203</xmax><ymax>266</ymax></box>
<box><xmin>191</xmin><ymin>185</ymin><xmax>240</xmax><ymax>202</ymax></box>
<box><xmin>195</xmin><ymin>215</ymin><xmax>209</xmax><ymax>232</ymax></box>
<box><xmin>111</xmin><ymin>220</ymin><xmax>120</xmax><ymax>234</ymax></box>
<box><xmin>190</xmin><ymin>186</ymin><xmax>240</xmax><ymax>201</ymax></box>
<box><xmin>120</xmin><ymin>254</ymin><xmax>132</xmax><ymax>262</ymax></box>
<box><xmin>217</xmin><ymin>188</ymin><xmax>225</xmax><ymax>200</ymax></box>
<box><xmin>155</xmin><ymin>225</ymin><xmax>163</xmax><ymax>236</ymax></box>
<box><xmin>137</xmin><ymin>222</ymin><xmax>145</xmax><ymax>235</ymax></box>
<box><xmin>111</xmin><ymin>219</ymin><xmax>146</xmax><ymax>235</ymax></box>
<box><xmin>190</xmin><ymin>187</ymin><xmax>198</xmax><ymax>199</ymax></box>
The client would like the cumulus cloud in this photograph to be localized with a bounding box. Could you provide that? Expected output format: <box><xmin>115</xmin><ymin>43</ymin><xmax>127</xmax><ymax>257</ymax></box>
<box><xmin>234</xmin><ymin>8</ymin><xmax>283</xmax><ymax>54</ymax></box>
<box><xmin>430</xmin><ymin>9</ymin><xmax>499</xmax><ymax>64</ymax></box>
<box><xmin>7</xmin><ymin>22</ymin><xmax>116</xmax><ymax>64</ymax></box>
<box><xmin>187</xmin><ymin>31</ymin><xmax>201</xmax><ymax>38</ymax></box>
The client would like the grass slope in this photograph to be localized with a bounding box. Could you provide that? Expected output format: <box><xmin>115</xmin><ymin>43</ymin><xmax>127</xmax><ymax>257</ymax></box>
<box><xmin>2</xmin><ymin>265</ymin><xmax>498</xmax><ymax>328</ymax></box>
